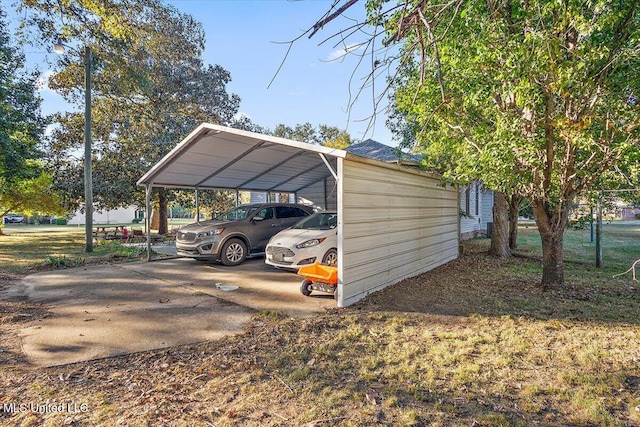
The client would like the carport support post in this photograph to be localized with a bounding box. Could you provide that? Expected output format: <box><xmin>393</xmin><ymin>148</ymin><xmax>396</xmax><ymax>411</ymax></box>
<box><xmin>195</xmin><ymin>187</ymin><xmax>200</xmax><ymax>223</ymax></box>
<box><xmin>146</xmin><ymin>184</ymin><xmax>153</xmax><ymax>261</ymax></box>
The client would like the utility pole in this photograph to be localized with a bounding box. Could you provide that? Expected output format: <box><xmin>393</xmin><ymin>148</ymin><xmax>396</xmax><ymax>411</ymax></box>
<box><xmin>84</xmin><ymin>46</ymin><xmax>93</xmax><ymax>252</ymax></box>
<box><xmin>55</xmin><ymin>39</ymin><xmax>93</xmax><ymax>252</ymax></box>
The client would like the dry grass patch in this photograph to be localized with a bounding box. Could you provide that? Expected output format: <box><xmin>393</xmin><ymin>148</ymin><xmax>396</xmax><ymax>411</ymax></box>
<box><xmin>1</xmin><ymin>232</ymin><xmax>640</xmax><ymax>425</ymax></box>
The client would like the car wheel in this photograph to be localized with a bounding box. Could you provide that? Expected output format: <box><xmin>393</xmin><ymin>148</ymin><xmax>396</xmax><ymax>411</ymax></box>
<box><xmin>300</xmin><ymin>279</ymin><xmax>313</xmax><ymax>296</ymax></box>
<box><xmin>220</xmin><ymin>238</ymin><xmax>247</xmax><ymax>266</ymax></box>
<box><xmin>322</xmin><ymin>248</ymin><xmax>338</xmax><ymax>266</ymax></box>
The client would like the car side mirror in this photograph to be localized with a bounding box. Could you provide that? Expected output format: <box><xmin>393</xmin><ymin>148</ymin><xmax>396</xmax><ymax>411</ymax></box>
<box><xmin>252</xmin><ymin>216</ymin><xmax>264</xmax><ymax>222</ymax></box>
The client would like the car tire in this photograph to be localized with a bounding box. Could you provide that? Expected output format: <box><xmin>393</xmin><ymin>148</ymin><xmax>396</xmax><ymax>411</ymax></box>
<box><xmin>322</xmin><ymin>248</ymin><xmax>338</xmax><ymax>266</ymax></box>
<box><xmin>300</xmin><ymin>279</ymin><xmax>313</xmax><ymax>296</ymax></box>
<box><xmin>220</xmin><ymin>238</ymin><xmax>247</xmax><ymax>266</ymax></box>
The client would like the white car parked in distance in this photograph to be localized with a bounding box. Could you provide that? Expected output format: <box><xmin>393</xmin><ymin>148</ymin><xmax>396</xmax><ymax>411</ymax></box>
<box><xmin>265</xmin><ymin>211</ymin><xmax>337</xmax><ymax>270</ymax></box>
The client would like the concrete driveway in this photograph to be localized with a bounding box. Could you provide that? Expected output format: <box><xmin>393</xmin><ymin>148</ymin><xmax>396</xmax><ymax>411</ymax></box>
<box><xmin>5</xmin><ymin>258</ymin><xmax>335</xmax><ymax>367</ymax></box>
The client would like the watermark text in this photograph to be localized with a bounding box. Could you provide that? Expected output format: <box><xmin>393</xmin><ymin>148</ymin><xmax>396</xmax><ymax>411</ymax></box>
<box><xmin>3</xmin><ymin>401</ymin><xmax>89</xmax><ymax>414</ymax></box>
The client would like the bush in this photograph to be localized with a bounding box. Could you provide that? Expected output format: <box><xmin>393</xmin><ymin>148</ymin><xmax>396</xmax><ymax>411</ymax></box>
<box><xmin>54</xmin><ymin>218</ymin><xmax>67</xmax><ymax>225</ymax></box>
<box><xmin>635</xmin><ymin>213</ymin><xmax>640</xmax><ymax>220</ymax></box>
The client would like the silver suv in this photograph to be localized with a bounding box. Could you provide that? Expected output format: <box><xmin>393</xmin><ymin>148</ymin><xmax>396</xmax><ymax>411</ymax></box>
<box><xmin>176</xmin><ymin>203</ymin><xmax>314</xmax><ymax>265</ymax></box>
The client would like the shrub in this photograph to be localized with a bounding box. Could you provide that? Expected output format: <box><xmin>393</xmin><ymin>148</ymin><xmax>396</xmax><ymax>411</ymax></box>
<box><xmin>54</xmin><ymin>218</ymin><xmax>67</xmax><ymax>225</ymax></box>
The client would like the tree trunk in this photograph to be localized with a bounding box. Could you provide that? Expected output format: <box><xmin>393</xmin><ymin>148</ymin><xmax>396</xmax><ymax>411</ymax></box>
<box><xmin>532</xmin><ymin>199</ymin><xmax>572</xmax><ymax>288</ymax></box>
<box><xmin>508</xmin><ymin>194</ymin><xmax>522</xmax><ymax>250</ymax></box>
<box><xmin>489</xmin><ymin>191</ymin><xmax>511</xmax><ymax>258</ymax></box>
<box><xmin>158</xmin><ymin>190</ymin><xmax>168</xmax><ymax>235</ymax></box>
<box><xmin>539</xmin><ymin>231</ymin><xmax>564</xmax><ymax>288</ymax></box>
<box><xmin>149</xmin><ymin>190</ymin><xmax>169</xmax><ymax>234</ymax></box>
<box><xmin>150</xmin><ymin>207</ymin><xmax>159</xmax><ymax>231</ymax></box>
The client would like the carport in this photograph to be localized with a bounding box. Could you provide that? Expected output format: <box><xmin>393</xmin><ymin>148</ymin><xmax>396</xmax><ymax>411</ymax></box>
<box><xmin>138</xmin><ymin>123</ymin><xmax>459</xmax><ymax>307</ymax></box>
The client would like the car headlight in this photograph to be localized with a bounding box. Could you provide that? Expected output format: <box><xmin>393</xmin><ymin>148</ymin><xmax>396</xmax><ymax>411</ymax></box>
<box><xmin>198</xmin><ymin>228</ymin><xmax>224</xmax><ymax>239</ymax></box>
<box><xmin>295</xmin><ymin>238</ymin><xmax>326</xmax><ymax>249</ymax></box>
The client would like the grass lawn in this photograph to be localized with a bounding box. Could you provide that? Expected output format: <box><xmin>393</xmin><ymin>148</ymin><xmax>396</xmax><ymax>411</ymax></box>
<box><xmin>0</xmin><ymin>219</ymin><xmax>190</xmax><ymax>275</ymax></box>
<box><xmin>516</xmin><ymin>220</ymin><xmax>640</xmax><ymax>272</ymax></box>
<box><xmin>0</xmin><ymin>228</ymin><xmax>147</xmax><ymax>276</ymax></box>
<box><xmin>0</xmin><ymin>222</ymin><xmax>639</xmax><ymax>426</ymax></box>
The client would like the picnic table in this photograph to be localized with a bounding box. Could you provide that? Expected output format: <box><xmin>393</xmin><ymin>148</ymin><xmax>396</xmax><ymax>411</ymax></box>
<box><xmin>93</xmin><ymin>226</ymin><xmax>164</xmax><ymax>244</ymax></box>
<box><xmin>93</xmin><ymin>226</ymin><xmax>125</xmax><ymax>241</ymax></box>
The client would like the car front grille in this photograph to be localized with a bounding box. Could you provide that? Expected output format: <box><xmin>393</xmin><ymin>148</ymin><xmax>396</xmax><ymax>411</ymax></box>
<box><xmin>177</xmin><ymin>231</ymin><xmax>197</xmax><ymax>242</ymax></box>
<box><xmin>266</xmin><ymin>246</ymin><xmax>295</xmax><ymax>257</ymax></box>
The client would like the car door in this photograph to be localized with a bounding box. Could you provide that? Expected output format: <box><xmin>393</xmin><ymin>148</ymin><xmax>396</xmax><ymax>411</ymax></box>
<box><xmin>249</xmin><ymin>207</ymin><xmax>279</xmax><ymax>252</ymax></box>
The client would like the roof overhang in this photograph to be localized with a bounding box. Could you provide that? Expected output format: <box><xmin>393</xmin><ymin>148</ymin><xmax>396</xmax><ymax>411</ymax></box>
<box><xmin>137</xmin><ymin>123</ymin><xmax>348</xmax><ymax>193</ymax></box>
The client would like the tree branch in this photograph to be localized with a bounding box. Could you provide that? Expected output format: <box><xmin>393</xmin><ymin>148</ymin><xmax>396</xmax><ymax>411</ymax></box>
<box><xmin>309</xmin><ymin>0</ymin><xmax>360</xmax><ymax>39</ymax></box>
<box><xmin>613</xmin><ymin>259</ymin><xmax>640</xmax><ymax>281</ymax></box>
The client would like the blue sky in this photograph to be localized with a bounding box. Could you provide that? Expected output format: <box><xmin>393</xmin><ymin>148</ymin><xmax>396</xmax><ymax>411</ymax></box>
<box><xmin>4</xmin><ymin>0</ymin><xmax>397</xmax><ymax>145</ymax></box>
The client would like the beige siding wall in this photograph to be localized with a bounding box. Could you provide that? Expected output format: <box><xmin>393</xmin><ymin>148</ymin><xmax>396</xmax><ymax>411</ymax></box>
<box><xmin>338</xmin><ymin>158</ymin><xmax>459</xmax><ymax>307</ymax></box>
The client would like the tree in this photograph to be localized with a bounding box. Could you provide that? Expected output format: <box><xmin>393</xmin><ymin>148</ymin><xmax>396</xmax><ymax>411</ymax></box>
<box><xmin>319</xmin><ymin>125</ymin><xmax>353</xmax><ymax>149</ymax></box>
<box><xmin>273</xmin><ymin>122</ymin><xmax>354</xmax><ymax>147</ymax></box>
<box><xmin>0</xmin><ymin>6</ymin><xmax>46</xmax><ymax>187</ymax></box>
<box><xmin>19</xmin><ymin>0</ymin><xmax>241</xmax><ymax>234</ymax></box>
<box><xmin>0</xmin><ymin>170</ymin><xmax>64</xmax><ymax>219</ymax></box>
<box><xmin>0</xmin><ymin>6</ymin><xmax>57</xmax><ymax>234</ymax></box>
<box><xmin>391</xmin><ymin>0</ymin><xmax>639</xmax><ymax>286</ymax></box>
<box><xmin>307</xmin><ymin>0</ymin><xmax>640</xmax><ymax>287</ymax></box>
<box><xmin>273</xmin><ymin>123</ymin><xmax>320</xmax><ymax>144</ymax></box>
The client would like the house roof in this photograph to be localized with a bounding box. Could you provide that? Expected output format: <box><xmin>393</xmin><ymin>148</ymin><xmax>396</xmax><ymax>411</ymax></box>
<box><xmin>345</xmin><ymin>139</ymin><xmax>421</xmax><ymax>164</ymax></box>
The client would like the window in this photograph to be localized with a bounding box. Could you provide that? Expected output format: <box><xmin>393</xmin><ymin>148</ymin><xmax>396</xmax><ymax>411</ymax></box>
<box><xmin>292</xmin><ymin>212</ymin><xmax>337</xmax><ymax>230</ymax></box>
<box><xmin>276</xmin><ymin>206</ymin><xmax>310</xmax><ymax>218</ymax></box>
<box><xmin>254</xmin><ymin>207</ymin><xmax>275</xmax><ymax>220</ymax></box>
<box><xmin>293</xmin><ymin>207</ymin><xmax>309</xmax><ymax>217</ymax></box>
<box><xmin>276</xmin><ymin>206</ymin><xmax>295</xmax><ymax>218</ymax></box>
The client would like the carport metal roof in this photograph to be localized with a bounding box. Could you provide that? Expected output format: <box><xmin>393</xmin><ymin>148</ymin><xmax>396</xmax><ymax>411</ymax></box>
<box><xmin>137</xmin><ymin>123</ymin><xmax>348</xmax><ymax>193</ymax></box>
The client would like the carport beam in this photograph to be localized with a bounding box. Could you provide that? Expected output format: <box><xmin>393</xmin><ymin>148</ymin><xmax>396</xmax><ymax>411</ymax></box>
<box><xmin>319</xmin><ymin>153</ymin><xmax>338</xmax><ymax>181</ymax></box>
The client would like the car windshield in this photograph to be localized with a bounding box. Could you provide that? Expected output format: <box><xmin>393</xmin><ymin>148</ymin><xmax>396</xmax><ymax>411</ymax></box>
<box><xmin>292</xmin><ymin>212</ymin><xmax>337</xmax><ymax>230</ymax></box>
<box><xmin>213</xmin><ymin>206</ymin><xmax>259</xmax><ymax>221</ymax></box>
